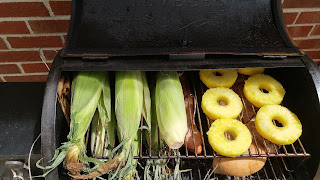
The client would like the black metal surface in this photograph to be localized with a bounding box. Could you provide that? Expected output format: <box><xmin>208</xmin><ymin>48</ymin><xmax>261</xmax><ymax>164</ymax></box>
<box><xmin>298</xmin><ymin>55</ymin><xmax>320</xmax><ymax>178</ymax></box>
<box><xmin>62</xmin><ymin>0</ymin><xmax>301</xmax><ymax>57</ymax></box>
<box><xmin>59</xmin><ymin>55</ymin><xmax>305</xmax><ymax>71</ymax></box>
<box><xmin>40</xmin><ymin>56</ymin><xmax>66</xmax><ymax>180</ymax></box>
<box><xmin>0</xmin><ymin>82</ymin><xmax>44</xmax><ymax>178</ymax></box>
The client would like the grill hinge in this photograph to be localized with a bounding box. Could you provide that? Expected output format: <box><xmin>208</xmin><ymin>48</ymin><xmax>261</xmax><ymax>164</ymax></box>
<box><xmin>169</xmin><ymin>53</ymin><xmax>205</xmax><ymax>60</ymax></box>
<box><xmin>263</xmin><ymin>55</ymin><xmax>287</xmax><ymax>59</ymax></box>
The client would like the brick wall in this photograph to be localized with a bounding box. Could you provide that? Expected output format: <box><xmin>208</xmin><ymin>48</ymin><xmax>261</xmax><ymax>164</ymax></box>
<box><xmin>0</xmin><ymin>0</ymin><xmax>319</xmax><ymax>82</ymax></box>
<box><xmin>0</xmin><ymin>0</ymin><xmax>70</xmax><ymax>82</ymax></box>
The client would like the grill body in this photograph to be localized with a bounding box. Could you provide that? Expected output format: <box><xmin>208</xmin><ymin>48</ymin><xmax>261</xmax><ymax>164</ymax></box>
<box><xmin>41</xmin><ymin>54</ymin><xmax>320</xmax><ymax>179</ymax></box>
<box><xmin>40</xmin><ymin>0</ymin><xmax>320</xmax><ymax>179</ymax></box>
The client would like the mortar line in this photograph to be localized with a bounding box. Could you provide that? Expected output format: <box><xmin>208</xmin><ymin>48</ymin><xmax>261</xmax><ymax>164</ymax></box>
<box><xmin>1</xmin><ymin>72</ymin><xmax>49</xmax><ymax>77</ymax></box>
<box><xmin>307</xmin><ymin>25</ymin><xmax>317</xmax><ymax>37</ymax></box>
<box><xmin>283</xmin><ymin>8</ymin><xmax>320</xmax><ymax>13</ymax></box>
<box><xmin>287</xmin><ymin>23</ymin><xmax>320</xmax><ymax>27</ymax></box>
<box><xmin>292</xmin><ymin>12</ymin><xmax>301</xmax><ymax>25</ymax></box>
<box><xmin>0</xmin><ymin>16</ymin><xmax>70</xmax><ymax>21</ymax></box>
<box><xmin>0</xmin><ymin>61</ymin><xmax>53</xmax><ymax>65</ymax></box>
<box><xmin>43</xmin><ymin>0</ymin><xmax>55</xmax><ymax>17</ymax></box>
<box><xmin>0</xmin><ymin>76</ymin><xmax>6</xmax><ymax>82</ymax></box>
<box><xmin>293</xmin><ymin>36</ymin><xmax>320</xmax><ymax>40</ymax></box>
<box><xmin>24</xmin><ymin>20</ymin><xmax>34</xmax><ymax>34</ymax></box>
<box><xmin>39</xmin><ymin>48</ymin><xmax>50</xmax><ymax>71</ymax></box>
<box><xmin>301</xmin><ymin>48</ymin><xmax>320</xmax><ymax>51</ymax></box>
<box><xmin>0</xmin><ymin>33</ymin><xmax>67</xmax><ymax>38</ymax></box>
<box><xmin>60</xmin><ymin>35</ymin><xmax>65</xmax><ymax>44</ymax></box>
<box><xmin>2</xmin><ymin>37</ymin><xmax>12</xmax><ymax>49</ymax></box>
<box><xmin>0</xmin><ymin>47</ymin><xmax>61</xmax><ymax>51</ymax></box>
<box><xmin>16</xmin><ymin>63</ymin><xmax>25</xmax><ymax>74</ymax></box>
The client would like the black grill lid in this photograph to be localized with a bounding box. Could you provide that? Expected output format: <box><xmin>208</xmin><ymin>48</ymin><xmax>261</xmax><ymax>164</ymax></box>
<box><xmin>62</xmin><ymin>0</ymin><xmax>302</xmax><ymax>58</ymax></box>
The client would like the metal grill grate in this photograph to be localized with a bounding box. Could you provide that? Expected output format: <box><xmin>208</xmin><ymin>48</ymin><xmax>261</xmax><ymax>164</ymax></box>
<box><xmin>89</xmin><ymin>72</ymin><xmax>310</xmax><ymax>179</ymax></box>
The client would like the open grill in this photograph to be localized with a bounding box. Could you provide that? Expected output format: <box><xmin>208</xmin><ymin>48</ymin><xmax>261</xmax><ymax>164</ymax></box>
<box><xmin>90</xmin><ymin>72</ymin><xmax>310</xmax><ymax>160</ymax></box>
<box><xmin>40</xmin><ymin>0</ymin><xmax>320</xmax><ymax>179</ymax></box>
<box><xmin>80</xmin><ymin>71</ymin><xmax>311</xmax><ymax>179</ymax></box>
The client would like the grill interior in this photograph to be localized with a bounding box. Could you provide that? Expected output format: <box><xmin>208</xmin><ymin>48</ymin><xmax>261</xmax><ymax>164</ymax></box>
<box><xmin>56</xmin><ymin>68</ymin><xmax>313</xmax><ymax>179</ymax></box>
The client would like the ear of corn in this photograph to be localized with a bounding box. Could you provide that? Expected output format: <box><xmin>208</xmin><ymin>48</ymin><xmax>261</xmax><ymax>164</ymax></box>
<box><xmin>156</xmin><ymin>71</ymin><xmax>188</xmax><ymax>149</ymax></box>
<box><xmin>68</xmin><ymin>71</ymin><xmax>106</xmax><ymax>143</ymax></box>
<box><xmin>115</xmin><ymin>71</ymin><xmax>143</xmax><ymax>144</ymax></box>
<box><xmin>142</xmin><ymin>71</ymin><xmax>151</xmax><ymax>129</ymax></box>
<box><xmin>37</xmin><ymin>71</ymin><xmax>106</xmax><ymax>177</ymax></box>
<box><xmin>91</xmin><ymin>73</ymin><xmax>115</xmax><ymax>158</ymax></box>
<box><xmin>114</xmin><ymin>71</ymin><xmax>148</xmax><ymax>179</ymax></box>
<box><xmin>144</xmin><ymin>80</ymin><xmax>169</xmax><ymax>180</ymax></box>
<box><xmin>149</xmin><ymin>80</ymin><xmax>162</xmax><ymax>153</ymax></box>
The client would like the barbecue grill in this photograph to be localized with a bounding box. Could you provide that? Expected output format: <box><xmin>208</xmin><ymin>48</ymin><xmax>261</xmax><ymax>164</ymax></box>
<box><xmin>40</xmin><ymin>0</ymin><xmax>320</xmax><ymax>179</ymax></box>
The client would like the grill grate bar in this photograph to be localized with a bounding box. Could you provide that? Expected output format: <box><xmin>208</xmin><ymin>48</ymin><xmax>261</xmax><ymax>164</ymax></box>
<box><xmin>128</xmin><ymin>153</ymin><xmax>310</xmax><ymax>159</ymax></box>
<box><xmin>267</xmin><ymin>158</ymin><xmax>279</xmax><ymax>179</ymax></box>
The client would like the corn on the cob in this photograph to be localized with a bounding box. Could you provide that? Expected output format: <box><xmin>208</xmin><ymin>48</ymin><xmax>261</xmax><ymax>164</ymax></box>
<box><xmin>37</xmin><ymin>71</ymin><xmax>106</xmax><ymax>177</ymax></box>
<box><xmin>144</xmin><ymin>79</ymin><xmax>168</xmax><ymax>180</ymax></box>
<box><xmin>156</xmin><ymin>71</ymin><xmax>188</xmax><ymax>149</ymax></box>
<box><xmin>91</xmin><ymin>73</ymin><xmax>115</xmax><ymax>158</ymax></box>
<box><xmin>72</xmin><ymin>71</ymin><xmax>151</xmax><ymax>179</ymax></box>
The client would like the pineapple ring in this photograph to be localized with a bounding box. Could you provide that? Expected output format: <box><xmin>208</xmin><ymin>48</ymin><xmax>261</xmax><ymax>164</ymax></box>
<box><xmin>207</xmin><ymin>119</ymin><xmax>252</xmax><ymax>157</ymax></box>
<box><xmin>201</xmin><ymin>87</ymin><xmax>243</xmax><ymax>120</ymax></box>
<box><xmin>237</xmin><ymin>68</ymin><xmax>265</xmax><ymax>76</ymax></box>
<box><xmin>199</xmin><ymin>69</ymin><xmax>238</xmax><ymax>88</ymax></box>
<box><xmin>244</xmin><ymin>74</ymin><xmax>285</xmax><ymax>108</ymax></box>
<box><xmin>255</xmin><ymin>105</ymin><xmax>302</xmax><ymax>145</ymax></box>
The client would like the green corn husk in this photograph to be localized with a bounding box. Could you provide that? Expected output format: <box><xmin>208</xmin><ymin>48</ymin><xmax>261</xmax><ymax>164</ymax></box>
<box><xmin>144</xmin><ymin>80</ymin><xmax>168</xmax><ymax>180</ymax></box>
<box><xmin>91</xmin><ymin>73</ymin><xmax>115</xmax><ymax>158</ymax></box>
<box><xmin>155</xmin><ymin>71</ymin><xmax>188</xmax><ymax>149</ymax></box>
<box><xmin>37</xmin><ymin>71</ymin><xmax>106</xmax><ymax>177</ymax></box>
<box><xmin>72</xmin><ymin>71</ymin><xmax>151</xmax><ymax>179</ymax></box>
<box><xmin>115</xmin><ymin>71</ymin><xmax>143</xmax><ymax>149</ymax></box>
<box><xmin>109</xmin><ymin>71</ymin><xmax>149</xmax><ymax>179</ymax></box>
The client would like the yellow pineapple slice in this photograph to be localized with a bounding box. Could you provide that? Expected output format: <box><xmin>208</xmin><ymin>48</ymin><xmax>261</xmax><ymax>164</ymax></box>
<box><xmin>244</xmin><ymin>74</ymin><xmax>285</xmax><ymax>108</ymax></box>
<box><xmin>237</xmin><ymin>68</ymin><xmax>265</xmax><ymax>76</ymax></box>
<box><xmin>255</xmin><ymin>105</ymin><xmax>302</xmax><ymax>145</ymax></box>
<box><xmin>207</xmin><ymin>119</ymin><xmax>252</xmax><ymax>157</ymax></box>
<box><xmin>201</xmin><ymin>87</ymin><xmax>243</xmax><ymax>120</ymax></box>
<box><xmin>199</xmin><ymin>69</ymin><xmax>237</xmax><ymax>88</ymax></box>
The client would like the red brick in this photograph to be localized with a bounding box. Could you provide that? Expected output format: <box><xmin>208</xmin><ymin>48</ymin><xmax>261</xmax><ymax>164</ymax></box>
<box><xmin>287</xmin><ymin>26</ymin><xmax>313</xmax><ymax>37</ymax></box>
<box><xmin>305</xmin><ymin>51</ymin><xmax>320</xmax><ymax>59</ymax></box>
<box><xmin>0</xmin><ymin>78</ymin><xmax>3</xmax><ymax>82</ymax></box>
<box><xmin>4</xmin><ymin>75</ymin><xmax>48</xmax><ymax>82</ymax></box>
<box><xmin>21</xmin><ymin>63</ymin><xmax>52</xmax><ymax>73</ymax></box>
<box><xmin>283</xmin><ymin>0</ymin><xmax>320</xmax><ymax>8</ymax></box>
<box><xmin>50</xmin><ymin>1</ymin><xmax>72</xmax><ymax>15</ymax></box>
<box><xmin>296</xmin><ymin>12</ymin><xmax>320</xmax><ymax>24</ymax></box>
<box><xmin>283</xmin><ymin>13</ymin><xmax>298</xmax><ymax>25</ymax></box>
<box><xmin>43</xmin><ymin>50</ymin><xmax>58</xmax><ymax>61</ymax></box>
<box><xmin>0</xmin><ymin>2</ymin><xmax>49</xmax><ymax>17</ymax></box>
<box><xmin>0</xmin><ymin>39</ymin><xmax>7</xmax><ymax>49</ymax></box>
<box><xmin>0</xmin><ymin>64</ymin><xmax>21</xmax><ymax>74</ymax></box>
<box><xmin>0</xmin><ymin>51</ymin><xmax>41</xmax><ymax>63</ymax></box>
<box><xmin>311</xmin><ymin>25</ymin><xmax>320</xmax><ymax>35</ymax></box>
<box><xmin>29</xmin><ymin>20</ymin><xmax>70</xmax><ymax>34</ymax></box>
<box><xmin>7</xmin><ymin>36</ymin><xmax>63</xmax><ymax>48</ymax></box>
<box><xmin>0</xmin><ymin>21</ymin><xmax>30</xmax><ymax>34</ymax></box>
<box><xmin>294</xmin><ymin>39</ymin><xmax>320</xmax><ymax>49</ymax></box>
